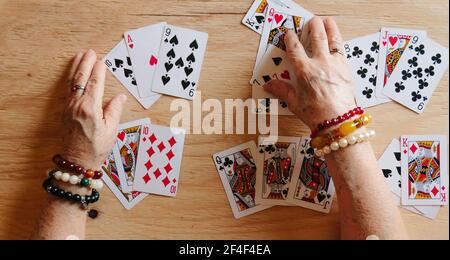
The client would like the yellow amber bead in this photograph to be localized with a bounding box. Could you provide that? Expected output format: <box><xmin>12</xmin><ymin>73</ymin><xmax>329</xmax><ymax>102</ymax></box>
<box><xmin>338</xmin><ymin>121</ymin><xmax>357</xmax><ymax>137</ymax></box>
<box><xmin>311</xmin><ymin>135</ymin><xmax>327</xmax><ymax>149</ymax></box>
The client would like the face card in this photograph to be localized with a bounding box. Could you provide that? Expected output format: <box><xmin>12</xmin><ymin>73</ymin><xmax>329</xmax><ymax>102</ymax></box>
<box><xmin>401</xmin><ymin>135</ymin><xmax>448</xmax><ymax>206</ymax></box>
<box><xmin>124</xmin><ymin>22</ymin><xmax>166</xmax><ymax>98</ymax></box>
<box><xmin>375</xmin><ymin>28</ymin><xmax>427</xmax><ymax>99</ymax></box>
<box><xmin>212</xmin><ymin>141</ymin><xmax>272</xmax><ymax>219</ymax></box>
<box><xmin>151</xmin><ymin>25</ymin><xmax>208</xmax><ymax>100</ymax></box>
<box><xmin>133</xmin><ymin>124</ymin><xmax>186</xmax><ymax>197</ymax></box>
<box><xmin>104</xmin><ymin>40</ymin><xmax>161</xmax><ymax>109</ymax></box>
<box><xmin>112</xmin><ymin>118</ymin><xmax>151</xmax><ymax>193</ymax></box>
<box><xmin>344</xmin><ymin>33</ymin><xmax>391</xmax><ymax>108</ymax></box>
<box><xmin>383</xmin><ymin>37</ymin><xmax>449</xmax><ymax>114</ymax></box>
<box><xmin>101</xmin><ymin>151</ymin><xmax>148</xmax><ymax>210</ymax></box>
<box><xmin>287</xmin><ymin>137</ymin><xmax>335</xmax><ymax>213</ymax></box>
<box><xmin>255</xmin><ymin>136</ymin><xmax>301</xmax><ymax>206</ymax></box>
<box><xmin>251</xmin><ymin>45</ymin><xmax>297</xmax><ymax>115</ymax></box>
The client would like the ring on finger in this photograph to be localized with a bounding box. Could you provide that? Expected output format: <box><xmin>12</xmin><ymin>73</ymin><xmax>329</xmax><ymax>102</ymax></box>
<box><xmin>330</xmin><ymin>48</ymin><xmax>344</xmax><ymax>56</ymax></box>
<box><xmin>71</xmin><ymin>84</ymin><xmax>86</xmax><ymax>93</ymax></box>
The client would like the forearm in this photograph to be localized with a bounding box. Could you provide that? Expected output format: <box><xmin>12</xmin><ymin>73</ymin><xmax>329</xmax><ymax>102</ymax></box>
<box><xmin>325</xmin><ymin>141</ymin><xmax>408</xmax><ymax>240</ymax></box>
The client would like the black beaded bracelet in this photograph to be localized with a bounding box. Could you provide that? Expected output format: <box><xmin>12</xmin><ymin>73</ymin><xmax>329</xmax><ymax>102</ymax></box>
<box><xmin>43</xmin><ymin>176</ymin><xmax>100</xmax><ymax>209</ymax></box>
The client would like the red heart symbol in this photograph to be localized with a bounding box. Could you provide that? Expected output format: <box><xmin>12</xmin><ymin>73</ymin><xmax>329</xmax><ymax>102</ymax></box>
<box><xmin>268</xmin><ymin>18</ymin><xmax>273</xmax><ymax>23</ymax></box>
<box><xmin>129</xmin><ymin>43</ymin><xmax>134</xmax><ymax>49</ymax></box>
<box><xmin>389</xmin><ymin>36</ymin><xmax>398</xmax><ymax>47</ymax></box>
<box><xmin>274</xmin><ymin>14</ymin><xmax>284</xmax><ymax>24</ymax></box>
<box><xmin>117</xmin><ymin>132</ymin><xmax>125</xmax><ymax>142</ymax></box>
<box><xmin>382</xmin><ymin>41</ymin><xmax>387</xmax><ymax>46</ymax></box>
<box><xmin>281</xmin><ymin>70</ymin><xmax>290</xmax><ymax>80</ymax></box>
<box><xmin>149</xmin><ymin>55</ymin><xmax>158</xmax><ymax>66</ymax></box>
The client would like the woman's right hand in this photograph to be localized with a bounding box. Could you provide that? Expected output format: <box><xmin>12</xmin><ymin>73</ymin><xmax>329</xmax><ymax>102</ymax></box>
<box><xmin>264</xmin><ymin>17</ymin><xmax>356</xmax><ymax>130</ymax></box>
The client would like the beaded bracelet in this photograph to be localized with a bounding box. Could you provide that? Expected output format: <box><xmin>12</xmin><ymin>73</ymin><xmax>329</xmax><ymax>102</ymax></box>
<box><xmin>43</xmin><ymin>175</ymin><xmax>100</xmax><ymax>209</ymax></box>
<box><xmin>314</xmin><ymin>129</ymin><xmax>377</xmax><ymax>157</ymax></box>
<box><xmin>48</xmin><ymin>169</ymin><xmax>104</xmax><ymax>190</ymax></box>
<box><xmin>52</xmin><ymin>154</ymin><xmax>103</xmax><ymax>179</ymax></box>
<box><xmin>310</xmin><ymin>113</ymin><xmax>373</xmax><ymax>150</ymax></box>
<box><xmin>311</xmin><ymin>107</ymin><xmax>364</xmax><ymax>138</ymax></box>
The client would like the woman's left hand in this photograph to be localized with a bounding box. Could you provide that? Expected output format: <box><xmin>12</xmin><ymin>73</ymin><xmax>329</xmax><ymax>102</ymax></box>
<box><xmin>61</xmin><ymin>50</ymin><xmax>127</xmax><ymax>170</ymax></box>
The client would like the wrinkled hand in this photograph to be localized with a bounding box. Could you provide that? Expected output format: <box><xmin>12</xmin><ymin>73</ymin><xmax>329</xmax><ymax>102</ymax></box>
<box><xmin>61</xmin><ymin>50</ymin><xmax>127</xmax><ymax>169</ymax></box>
<box><xmin>264</xmin><ymin>17</ymin><xmax>356</xmax><ymax>129</ymax></box>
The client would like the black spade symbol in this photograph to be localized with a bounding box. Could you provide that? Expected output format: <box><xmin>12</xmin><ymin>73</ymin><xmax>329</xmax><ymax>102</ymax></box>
<box><xmin>272</xmin><ymin>57</ymin><xmax>283</xmax><ymax>66</ymax></box>
<box><xmin>184</xmin><ymin>66</ymin><xmax>193</xmax><ymax>76</ymax></box>
<box><xmin>175</xmin><ymin>57</ymin><xmax>184</xmax><ymax>68</ymax></box>
<box><xmin>162</xmin><ymin>75</ymin><xmax>171</xmax><ymax>85</ymax></box>
<box><xmin>186</xmin><ymin>53</ymin><xmax>196</xmax><ymax>63</ymax></box>
<box><xmin>317</xmin><ymin>193</ymin><xmax>326</xmax><ymax>203</ymax></box>
<box><xmin>114</xmin><ymin>59</ymin><xmax>124</xmax><ymax>68</ymax></box>
<box><xmin>124</xmin><ymin>68</ymin><xmax>133</xmax><ymax>78</ymax></box>
<box><xmin>263</xmin><ymin>75</ymin><xmax>271</xmax><ymax>83</ymax></box>
<box><xmin>255</xmin><ymin>15</ymin><xmax>264</xmax><ymax>24</ymax></box>
<box><xmin>189</xmin><ymin>40</ymin><xmax>198</xmax><ymax>50</ymax></box>
<box><xmin>165</xmin><ymin>62</ymin><xmax>173</xmax><ymax>72</ymax></box>
<box><xmin>394</xmin><ymin>152</ymin><xmax>401</xmax><ymax>162</ymax></box>
<box><xmin>181</xmin><ymin>79</ymin><xmax>190</xmax><ymax>90</ymax></box>
<box><xmin>382</xmin><ymin>169</ymin><xmax>392</xmax><ymax>178</ymax></box>
<box><xmin>170</xmin><ymin>35</ymin><xmax>179</xmax><ymax>46</ymax></box>
<box><xmin>167</xmin><ymin>49</ymin><xmax>176</xmax><ymax>59</ymax></box>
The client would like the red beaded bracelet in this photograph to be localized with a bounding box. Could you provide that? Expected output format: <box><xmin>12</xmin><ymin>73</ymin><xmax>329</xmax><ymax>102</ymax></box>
<box><xmin>52</xmin><ymin>154</ymin><xmax>103</xmax><ymax>180</ymax></box>
<box><xmin>310</xmin><ymin>107</ymin><xmax>365</xmax><ymax>138</ymax></box>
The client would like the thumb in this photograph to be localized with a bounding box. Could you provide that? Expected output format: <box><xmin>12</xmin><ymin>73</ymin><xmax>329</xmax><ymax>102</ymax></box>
<box><xmin>263</xmin><ymin>80</ymin><xmax>298</xmax><ymax>107</ymax></box>
<box><xmin>104</xmin><ymin>94</ymin><xmax>127</xmax><ymax>127</ymax></box>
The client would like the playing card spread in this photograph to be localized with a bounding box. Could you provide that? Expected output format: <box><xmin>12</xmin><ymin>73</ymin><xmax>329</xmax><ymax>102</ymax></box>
<box><xmin>101</xmin><ymin>151</ymin><xmax>148</xmax><ymax>210</ymax></box>
<box><xmin>124</xmin><ymin>22</ymin><xmax>166</xmax><ymax>98</ymax></box>
<box><xmin>375</xmin><ymin>28</ymin><xmax>427</xmax><ymax>99</ymax></box>
<box><xmin>252</xmin><ymin>45</ymin><xmax>297</xmax><ymax>115</ymax></box>
<box><xmin>104</xmin><ymin>40</ymin><xmax>161</xmax><ymax>109</ymax></box>
<box><xmin>287</xmin><ymin>138</ymin><xmax>335</xmax><ymax>213</ymax></box>
<box><xmin>344</xmin><ymin>33</ymin><xmax>391</xmax><ymax>109</ymax></box>
<box><xmin>133</xmin><ymin>124</ymin><xmax>186</xmax><ymax>197</ymax></box>
<box><xmin>383</xmin><ymin>37</ymin><xmax>449</xmax><ymax>114</ymax></box>
<box><xmin>151</xmin><ymin>25</ymin><xmax>208</xmax><ymax>100</ymax></box>
<box><xmin>213</xmin><ymin>141</ymin><xmax>272</xmax><ymax>219</ymax></box>
<box><xmin>401</xmin><ymin>135</ymin><xmax>448</xmax><ymax>206</ymax></box>
<box><xmin>112</xmin><ymin>118</ymin><xmax>151</xmax><ymax>194</ymax></box>
<box><xmin>255</xmin><ymin>136</ymin><xmax>301</xmax><ymax>206</ymax></box>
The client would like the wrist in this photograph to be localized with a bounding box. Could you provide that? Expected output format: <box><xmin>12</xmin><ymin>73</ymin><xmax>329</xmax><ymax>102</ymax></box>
<box><xmin>60</xmin><ymin>152</ymin><xmax>103</xmax><ymax>170</ymax></box>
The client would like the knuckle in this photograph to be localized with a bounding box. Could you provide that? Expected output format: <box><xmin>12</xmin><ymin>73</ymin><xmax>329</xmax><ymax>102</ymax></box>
<box><xmin>311</xmin><ymin>32</ymin><xmax>328</xmax><ymax>42</ymax></box>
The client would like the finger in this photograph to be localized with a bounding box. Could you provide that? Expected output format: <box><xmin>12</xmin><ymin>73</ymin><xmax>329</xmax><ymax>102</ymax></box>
<box><xmin>285</xmin><ymin>30</ymin><xmax>309</xmax><ymax>68</ymax></box>
<box><xmin>67</xmin><ymin>52</ymin><xmax>84</xmax><ymax>88</ymax></box>
<box><xmin>307</xmin><ymin>16</ymin><xmax>330</xmax><ymax>57</ymax></box>
<box><xmin>263</xmin><ymin>80</ymin><xmax>298</xmax><ymax>108</ymax></box>
<box><xmin>71</xmin><ymin>50</ymin><xmax>97</xmax><ymax>98</ymax></box>
<box><xmin>85</xmin><ymin>61</ymin><xmax>106</xmax><ymax>106</ymax></box>
<box><xmin>104</xmin><ymin>94</ymin><xmax>127</xmax><ymax>127</ymax></box>
<box><xmin>323</xmin><ymin>17</ymin><xmax>344</xmax><ymax>56</ymax></box>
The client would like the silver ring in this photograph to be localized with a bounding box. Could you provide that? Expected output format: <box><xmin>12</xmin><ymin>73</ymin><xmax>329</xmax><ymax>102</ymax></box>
<box><xmin>71</xmin><ymin>84</ymin><xmax>86</xmax><ymax>93</ymax></box>
<box><xmin>330</xmin><ymin>48</ymin><xmax>344</xmax><ymax>56</ymax></box>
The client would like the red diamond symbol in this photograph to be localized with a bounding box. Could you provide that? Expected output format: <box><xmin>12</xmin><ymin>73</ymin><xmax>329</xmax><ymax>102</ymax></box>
<box><xmin>149</xmin><ymin>133</ymin><xmax>157</xmax><ymax>144</ymax></box>
<box><xmin>442</xmin><ymin>186</ymin><xmax>446</xmax><ymax>191</ymax></box>
<box><xmin>410</xmin><ymin>144</ymin><xmax>418</xmax><ymax>154</ymax></box>
<box><xmin>431</xmin><ymin>186</ymin><xmax>439</xmax><ymax>196</ymax></box>
<box><xmin>162</xmin><ymin>176</ymin><xmax>170</xmax><ymax>187</ymax></box>
<box><xmin>157</xmin><ymin>142</ymin><xmax>166</xmax><ymax>152</ymax></box>
<box><xmin>147</xmin><ymin>147</ymin><xmax>155</xmax><ymax>157</ymax></box>
<box><xmin>153</xmin><ymin>168</ymin><xmax>162</xmax><ymax>179</ymax></box>
<box><xmin>142</xmin><ymin>137</ymin><xmax>147</xmax><ymax>142</ymax></box>
<box><xmin>403</xmin><ymin>149</ymin><xmax>407</xmax><ymax>154</ymax></box>
<box><xmin>172</xmin><ymin>178</ymin><xmax>177</xmax><ymax>183</ymax></box>
<box><xmin>164</xmin><ymin>163</ymin><xmax>173</xmax><ymax>174</ymax></box>
<box><xmin>166</xmin><ymin>150</ymin><xmax>175</xmax><ymax>160</ymax></box>
<box><xmin>145</xmin><ymin>160</ymin><xmax>153</xmax><ymax>170</ymax></box>
<box><xmin>168</xmin><ymin>136</ymin><xmax>177</xmax><ymax>147</ymax></box>
<box><xmin>143</xmin><ymin>174</ymin><xmax>151</xmax><ymax>184</ymax></box>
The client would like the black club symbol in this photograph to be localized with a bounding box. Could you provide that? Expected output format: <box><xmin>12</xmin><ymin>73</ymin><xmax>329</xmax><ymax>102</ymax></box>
<box><xmin>357</xmin><ymin>67</ymin><xmax>368</xmax><ymax>78</ymax></box>
<box><xmin>418</xmin><ymin>79</ymin><xmax>429</xmax><ymax>89</ymax></box>
<box><xmin>264</xmin><ymin>145</ymin><xmax>276</xmax><ymax>154</ymax></box>
<box><xmin>413</xmin><ymin>68</ymin><xmax>423</xmax><ymax>79</ymax></box>
<box><xmin>371</xmin><ymin>41</ymin><xmax>380</xmax><ymax>53</ymax></box>
<box><xmin>364</xmin><ymin>54</ymin><xmax>375</xmax><ymax>66</ymax></box>
<box><xmin>369</xmin><ymin>75</ymin><xmax>377</xmax><ymax>86</ymax></box>
<box><xmin>352</xmin><ymin>47</ymin><xmax>363</xmax><ymax>58</ymax></box>
<box><xmin>401</xmin><ymin>70</ymin><xmax>412</xmax><ymax>80</ymax></box>
<box><xmin>425</xmin><ymin>66</ymin><xmax>435</xmax><ymax>77</ymax></box>
<box><xmin>395</xmin><ymin>82</ymin><xmax>405</xmax><ymax>93</ymax></box>
<box><xmin>411</xmin><ymin>91</ymin><xmax>422</xmax><ymax>102</ymax></box>
<box><xmin>362</xmin><ymin>87</ymin><xmax>373</xmax><ymax>99</ymax></box>
<box><xmin>223</xmin><ymin>157</ymin><xmax>233</xmax><ymax>167</ymax></box>
<box><xmin>408</xmin><ymin>57</ymin><xmax>418</xmax><ymax>68</ymax></box>
<box><xmin>414</xmin><ymin>44</ymin><xmax>425</xmax><ymax>55</ymax></box>
<box><xmin>432</xmin><ymin>53</ymin><xmax>442</xmax><ymax>65</ymax></box>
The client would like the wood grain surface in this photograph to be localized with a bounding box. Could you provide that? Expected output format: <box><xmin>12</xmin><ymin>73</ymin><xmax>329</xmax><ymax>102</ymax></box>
<box><xmin>0</xmin><ymin>0</ymin><xmax>448</xmax><ymax>240</ymax></box>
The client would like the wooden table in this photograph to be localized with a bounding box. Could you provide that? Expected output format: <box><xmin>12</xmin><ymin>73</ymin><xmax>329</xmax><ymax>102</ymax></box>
<box><xmin>0</xmin><ymin>0</ymin><xmax>448</xmax><ymax>240</ymax></box>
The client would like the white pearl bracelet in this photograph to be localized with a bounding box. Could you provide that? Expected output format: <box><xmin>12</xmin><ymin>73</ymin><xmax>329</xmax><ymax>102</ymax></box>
<box><xmin>314</xmin><ymin>129</ymin><xmax>376</xmax><ymax>157</ymax></box>
<box><xmin>49</xmin><ymin>170</ymin><xmax>104</xmax><ymax>190</ymax></box>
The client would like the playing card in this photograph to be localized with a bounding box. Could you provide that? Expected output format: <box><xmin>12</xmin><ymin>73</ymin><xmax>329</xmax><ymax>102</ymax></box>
<box><xmin>344</xmin><ymin>33</ymin><xmax>391</xmax><ymax>108</ymax></box>
<box><xmin>383</xmin><ymin>37</ymin><xmax>449</xmax><ymax>114</ymax></box>
<box><xmin>133</xmin><ymin>124</ymin><xmax>186</xmax><ymax>197</ymax></box>
<box><xmin>379</xmin><ymin>138</ymin><xmax>403</xmax><ymax>196</ymax></box>
<box><xmin>401</xmin><ymin>135</ymin><xmax>448</xmax><ymax>206</ymax></box>
<box><xmin>104</xmin><ymin>40</ymin><xmax>161</xmax><ymax>109</ymax></box>
<box><xmin>375</xmin><ymin>28</ymin><xmax>427</xmax><ymax>99</ymax></box>
<box><xmin>112</xmin><ymin>118</ymin><xmax>151</xmax><ymax>193</ymax></box>
<box><xmin>212</xmin><ymin>141</ymin><xmax>272</xmax><ymax>219</ymax></box>
<box><xmin>287</xmin><ymin>137</ymin><xmax>335</xmax><ymax>213</ymax></box>
<box><xmin>255</xmin><ymin>136</ymin><xmax>301</xmax><ymax>206</ymax></box>
<box><xmin>151</xmin><ymin>25</ymin><xmax>208</xmax><ymax>100</ymax></box>
<box><xmin>124</xmin><ymin>22</ymin><xmax>166</xmax><ymax>98</ymax></box>
<box><xmin>101</xmin><ymin>151</ymin><xmax>148</xmax><ymax>210</ymax></box>
<box><xmin>251</xmin><ymin>45</ymin><xmax>297</xmax><ymax>115</ymax></box>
